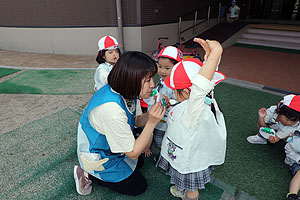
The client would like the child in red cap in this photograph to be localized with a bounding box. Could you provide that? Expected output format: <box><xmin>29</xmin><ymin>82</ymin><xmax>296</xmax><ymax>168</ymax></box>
<box><xmin>94</xmin><ymin>35</ymin><xmax>121</xmax><ymax>91</ymax></box>
<box><xmin>143</xmin><ymin>46</ymin><xmax>182</xmax><ymax>159</ymax></box>
<box><xmin>285</xmin><ymin>130</ymin><xmax>300</xmax><ymax>200</ymax></box>
<box><xmin>156</xmin><ymin>38</ymin><xmax>226</xmax><ymax>200</ymax></box>
<box><xmin>247</xmin><ymin>94</ymin><xmax>300</xmax><ymax>145</ymax></box>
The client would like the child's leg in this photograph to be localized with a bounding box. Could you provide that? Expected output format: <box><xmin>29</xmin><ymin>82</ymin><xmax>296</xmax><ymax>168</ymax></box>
<box><xmin>289</xmin><ymin>170</ymin><xmax>300</xmax><ymax>194</ymax></box>
<box><xmin>186</xmin><ymin>190</ymin><xmax>199</xmax><ymax>200</ymax></box>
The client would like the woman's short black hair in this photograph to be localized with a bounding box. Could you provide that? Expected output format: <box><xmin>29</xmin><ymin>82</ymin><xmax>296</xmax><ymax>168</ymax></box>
<box><xmin>277</xmin><ymin>104</ymin><xmax>300</xmax><ymax>122</ymax></box>
<box><xmin>108</xmin><ymin>51</ymin><xmax>157</xmax><ymax>99</ymax></box>
<box><xmin>96</xmin><ymin>48</ymin><xmax>121</xmax><ymax>64</ymax></box>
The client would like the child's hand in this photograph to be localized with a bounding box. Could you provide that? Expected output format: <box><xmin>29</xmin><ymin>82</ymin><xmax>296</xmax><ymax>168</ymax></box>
<box><xmin>258</xmin><ymin>107</ymin><xmax>267</xmax><ymax>118</ymax></box>
<box><xmin>143</xmin><ymin>147</ymin><xmax>152</xmax><ymax>157</ymax></box>
<box><xmin>194</xmin><ymin>38</ymin><xmax>210</xmax><ymax>60</ymax></box>
<box><xmin>163</xmin><ymin>95</ymin><xmax>170</xmax><ymax>108</ymax></box>
<box><xmin>268</xmin><ymin>135</ymin><xmax>280</xmax><ymax>143</ymax></box>
<box><xmin>194</xmin><ymin>38</ymin><xmax>222</xmax><ymax>61</ymax></box>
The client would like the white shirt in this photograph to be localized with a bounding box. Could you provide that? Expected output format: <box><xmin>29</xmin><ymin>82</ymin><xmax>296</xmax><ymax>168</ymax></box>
<box><xmin>264</xmin><ymin>106</ymin><xmax>300</xmax><ymax>139</ymax></box>
<box><xmin>94</xmin><ymin>62</ymin><xmax>112</xmax><ymax>90</ymax></box>
<box><xmin>230</xmin><ymin>5</ymin><xmax>240</xmax><ymax>18</ymax></box>
<box><xmin>89</xmin><ymin>99</ymin><xmax>142</xmax><ymax>153</ymax></box>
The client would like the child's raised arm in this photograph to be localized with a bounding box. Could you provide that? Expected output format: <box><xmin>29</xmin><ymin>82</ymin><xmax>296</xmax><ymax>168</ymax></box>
<box><xmin>193</xmin><ymin>38</ymin><xmax>223</xmax><ymax>81</ymax></box>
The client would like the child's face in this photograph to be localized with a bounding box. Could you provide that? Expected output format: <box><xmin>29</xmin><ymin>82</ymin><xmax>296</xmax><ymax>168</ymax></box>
<box><xmin>276</xmin><ymin>114</ymin><xmax>299</xmax><ymax>126</ymax></box>
<box><xmin>158</xmin><ymin>58</ymin><xmax>175</xmax><ymax>80</ymax></box>
<box><xmin>103</xmin><ymin>49</ymin><xmax>120</xmax><ymax>65</ymax></box>
<box><xmin>139</xmin><ymin>75</ymin><xmax>155</xmax><ymax>99</ymax></box>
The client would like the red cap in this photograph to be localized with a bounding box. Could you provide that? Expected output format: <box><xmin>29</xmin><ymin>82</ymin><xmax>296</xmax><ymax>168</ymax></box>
<box><xmin>164</xmin><ymin>58</ymin><xmax>226</xmax><ymax>89</ymax></box>
<box><xmin>156</xmin><ymin>46</ymin><xmax>183</xmax><ymax>62</ymax></box>
<box><xmin>98</xmin><ymin>36</ymin><xmax>120</xmax><ymax>51</ymax></box>
<box><xmin>279</xmin><ymin>94</ymin><xmax>300</xmax><ymax>112</ymax></box>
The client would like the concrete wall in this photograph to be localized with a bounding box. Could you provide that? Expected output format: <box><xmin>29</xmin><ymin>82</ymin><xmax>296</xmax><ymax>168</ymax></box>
<box><xmin>0</xmin><ymin>27</ymin><xmax>119</xmax><ymax>55</ymax></box>
<box><xmin>0</xmin><ymin>18</ymin><xmax>218</xmax><ymax>55</ymax></box>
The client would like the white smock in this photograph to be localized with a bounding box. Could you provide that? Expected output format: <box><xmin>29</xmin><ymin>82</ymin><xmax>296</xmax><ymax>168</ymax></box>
<box><xmin>160</xmin><ymin>74</ymin><xmax>227</xmax><ymax>174</ymax></box>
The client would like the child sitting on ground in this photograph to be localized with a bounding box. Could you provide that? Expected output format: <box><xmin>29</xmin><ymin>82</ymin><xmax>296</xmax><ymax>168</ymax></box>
<box><xmin>247</xmin><ymin>94</ymin><xmax>300</xmax><ymax>144</ymax></box>
<box><xmin>157</xmin><ymin>38</ymin><xmax>227</xmax><ymax>200</ymax></box>
<box><xmin>285</xmin><ymin>129</ymin><xmax>300</xmax><ymax>200</ymax></box>
<box><xmin>143</xmin><ymin>46</ymin><xmax>182</xmax><ymax>159</ymax></box>
<box><xmin>94</xmin><ymin>35</ymin><xmax>120</xmax><ymax>91</ymax></box>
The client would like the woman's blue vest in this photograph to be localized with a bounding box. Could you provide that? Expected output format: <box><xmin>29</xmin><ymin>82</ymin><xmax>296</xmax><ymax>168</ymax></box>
<box><xmin>78</xmin><ymin>84</ymin><xmax>137</xmax><ymax>182</ymax></box>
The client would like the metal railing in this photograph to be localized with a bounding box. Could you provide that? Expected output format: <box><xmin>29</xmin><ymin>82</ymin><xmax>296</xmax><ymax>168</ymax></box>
<box><xmin>177</xmin><ymin>2</ymin><xmax>222</xmax><ymax>43</ymax></box>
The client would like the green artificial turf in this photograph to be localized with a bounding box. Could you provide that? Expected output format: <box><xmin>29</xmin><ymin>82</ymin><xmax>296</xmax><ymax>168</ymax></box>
<box><xmin>233</xmin><ymin>43</ymin><xmax>300</xmax><ymax>54</ymax></box>
<box><xmin>0</xmin><ymin>68</ymin><xmax>21</xmax><ymax>78</ymax></box>
<box><xmin>213</xmin><ymin>83</ymin><xmax>289</xmax><ymax>200</ymax></box>
<box><xmin>0</xmin><ymin>69</ymin><xmax>95</xmax><ymax>94</ymax></box>
<box><xmin>0</xmin><ymin>107</ymin><xmax>224</xmax><ymax>200</ymax></box>
<box><xmin>0</xmin><ymin>69</ymin><xmax>293</xmax><ymax>199</ymax></box>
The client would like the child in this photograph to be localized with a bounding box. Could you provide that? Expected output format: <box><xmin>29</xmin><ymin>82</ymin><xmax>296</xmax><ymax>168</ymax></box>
<box><xmin>94</xmin><ymin>35</ymin><xmax>121</xmax><ymax>91</ymax></box>
<box><xmin>229</xmin><ymin>0</ymin><xmax>240</xmax><ymax>23</ymax></box>
<box><xmin>247</xmin><ymin>94</ymin><xmax>300</xmax><ymax>144</ymax></box>
<box><xmin>143</xmin><ymin>46</ymin><xmax>183</xmax><ymax>158</ymax></box>
<box><xmin>285</xmin><ymin>129</ymin><xmax>300</xmax><ymax>200</ymax></box>
<box><xmin>157</xmin><ymin>38</ymin><xmax>227</xmax><ymax>200</ymax></box>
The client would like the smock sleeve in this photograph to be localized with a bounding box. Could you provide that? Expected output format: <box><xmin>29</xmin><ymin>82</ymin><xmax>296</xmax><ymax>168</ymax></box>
<box><xmin>264</xmin><ymin>106</ymin><xmax>277</xmax><ymax>123</ymax></box>
<box><xmin>182</xmin><ymin>74</ymin><xmax>215</xmax><ymax>128</ymax></box>
<box><xmin>89</xmin><ymin>102</ymin><xmax>135</xmax><ymax>153</ymax></box>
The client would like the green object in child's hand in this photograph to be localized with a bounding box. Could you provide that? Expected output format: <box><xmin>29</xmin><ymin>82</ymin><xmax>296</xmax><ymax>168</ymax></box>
<box><xmin>151</xmin><ymin>89</ymin><xmax>158</xmax><ymax>97</ymax></box>
<box><xmin>261</xmin><ymin>127</ymin><xmax>275</xmax><ymax>135</ymax></box>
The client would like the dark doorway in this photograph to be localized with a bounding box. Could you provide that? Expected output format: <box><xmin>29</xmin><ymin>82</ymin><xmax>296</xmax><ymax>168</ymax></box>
<box><xmin>248</xmin><ymin>0</ymin><xmax>300</xmax><ymax>20</ymax></box>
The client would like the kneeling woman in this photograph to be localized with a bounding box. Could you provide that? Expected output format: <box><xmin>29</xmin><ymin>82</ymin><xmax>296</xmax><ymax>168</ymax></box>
<box><xmin>74</xmin><ymin>51</ymin><xmax>165</xmax><ymax>196</ymax></box>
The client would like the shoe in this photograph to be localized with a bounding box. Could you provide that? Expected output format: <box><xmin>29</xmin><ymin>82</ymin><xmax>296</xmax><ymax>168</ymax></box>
<box><xmin>285</xmin><ymin>193</ymin><xmax>300</xmax><ymax>200</ymax></box>
<box><xmin>170</xmin><ymin>186</ymin><xmax>185</xmax><ymax>199</ymax></box>
<box><xmin>285</xmin><ymin>157</ymin><xmax>292</xmax><ymax>165</ymax></box>
<box><xmin>247</xmin><ymin>135</ymin><xmax>267</xmax><ymax>144</ymax></box>
<box><xmin>74</xmin><ymin>165</ymin><xmax>92</xmax><ymax>195</ymax></box>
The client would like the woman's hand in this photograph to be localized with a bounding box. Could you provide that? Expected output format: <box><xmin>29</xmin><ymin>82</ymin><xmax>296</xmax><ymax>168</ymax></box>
<box><xmin>148</xmin><ymin>102</ymin><xmax>166</xmax><ymax>126</ymax></box>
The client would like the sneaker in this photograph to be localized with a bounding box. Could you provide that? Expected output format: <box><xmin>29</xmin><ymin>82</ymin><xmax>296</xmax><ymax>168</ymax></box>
<box><xmin>74</xmin><ymin>165</ymin><xmax>92</xmax><ymax>195</ymax></box>
<box><xmin>285</xmin><ymin>193</ymin><xmax>300</xmax><ymax>200</ymax></box>
<box><xmin>247</xmin><ymin>135</ymin><xmax>267</xmax><ymax>144</ymax></box>
<box><xmin>285</xmin><ymin>157</ymin><xmax>292</xmax><ymax>165</ymax></box>
<box><xmin>170</xmin><ymin>186</ymin><xmax>185</xmax><ymax>199</ymax></box>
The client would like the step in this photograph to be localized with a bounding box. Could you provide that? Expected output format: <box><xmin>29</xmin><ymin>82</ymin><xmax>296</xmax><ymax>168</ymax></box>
<box><xmin>246</xmin><ymin>28</ymin><xmax>300</xmax><ymax>37</ymax></box>
<box><xmin>236</xmin><ymin>38</ymin><xmax>300</xmax><ymax>50</ymax></box>
<box><xmin>251</xmin><ymin>24</ymin><xmax>300</xmax><ymax>32</ymax></box>
<box><xmin>241</xmin><ymin>33</ymin><xmax>300</xmax><ymax>44</ymax></box>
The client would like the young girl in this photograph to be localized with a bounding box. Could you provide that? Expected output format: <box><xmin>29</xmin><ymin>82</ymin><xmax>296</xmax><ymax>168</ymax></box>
<box><xmin>143</xmin><ymin>46</ymin><xmax>182</xmax><ymax>157</ymax></box>
<box><xmin>157</xmin><ymin>38</ymin><xmax>227</xmax><ymax>200</ymax></box>
<box><xmin>94</xmin><ymin>35</ymin><xmax>121</xmax><ymax>91</ymax></box>
<box><xmin>247</xmin><ymin>94</ymin><xmax>300</xmax><ymax>144</ymax></box>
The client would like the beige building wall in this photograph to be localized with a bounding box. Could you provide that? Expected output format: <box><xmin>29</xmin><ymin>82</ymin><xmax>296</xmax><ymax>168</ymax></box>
<box><xmin>0</xmin><ymin>18</ymin><xmax>218</xmax><ymax>55</ymax></box>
